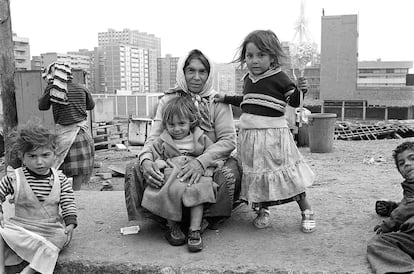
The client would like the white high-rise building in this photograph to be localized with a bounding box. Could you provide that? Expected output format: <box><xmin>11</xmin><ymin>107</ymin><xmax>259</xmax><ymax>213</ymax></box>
<box><xmin>13</xmin><ymin>33</ymin><xmax>31</xmax><ymax>70</ymax></box>
<box><xmin>98</xmin><ymin>29</ymin><xmax>160</xmax><ymax>93</ymax></box>
<box><xmin>102</xmin><ymin>44</ymin><xmax>150</xmax><ymax>93</ymax></box>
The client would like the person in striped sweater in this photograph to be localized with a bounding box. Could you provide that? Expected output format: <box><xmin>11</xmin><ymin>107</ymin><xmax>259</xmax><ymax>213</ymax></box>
<box><xmin>0</xmin><ymin>123</ymin><xmax>77</xmax><ymax>274</ymax></box>
<box><xmin>39</xmin><ymin>63</ymin><xmax>95</xmax><ymax>191</ymax></box>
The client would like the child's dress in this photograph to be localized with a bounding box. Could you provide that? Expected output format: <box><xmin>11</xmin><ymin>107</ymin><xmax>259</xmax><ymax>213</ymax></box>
<box><xmin>224</xmin><ymin>69</ymin><xmax>315</xmax><ymax>206</ymax></box>
<box><xmin>141</xmin><ymin>127</ymin><xmax>218</xmax><ymax>221</ymax></box>
<box><xmin>0</xmin><ymin>168</ymin><xmax>68</xmax><ymax>274</ymax></box>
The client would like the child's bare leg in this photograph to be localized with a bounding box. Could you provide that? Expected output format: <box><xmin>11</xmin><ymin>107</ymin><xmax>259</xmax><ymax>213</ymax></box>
<box><xmin>188</xmin><ymin>205</ymin><xmax>203</xmax><ymax>252</ymax></box>
<box><xmin>297</xmin><ymin>197</ymin><xmax>316</xmax><ymax>233</ymax></box>
<box><xmin>20</xmin><ymin>265</ymin><xmax>36</xmax><ymax>274</ymax></box>
<box><xmin>189</xmin><ymin>205</ymin><xmax>203</xmax><ymax>231</ymax></box>
<box><xmin>0</xmin><ymin>236</ymin><xmax>5</xmax><ymax>273</ymax></box>
<box><xmin>297</xmin><ymin>197</ymin><xmax>312</xmax><ymax>211</ymax></box>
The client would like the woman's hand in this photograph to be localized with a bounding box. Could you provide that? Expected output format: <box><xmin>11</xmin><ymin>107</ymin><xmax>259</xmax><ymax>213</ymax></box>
<box><xmin>297</xmin><ymin>77</ymin><xmax>309</xmax><ymax>93</ymax></box>
<box><xmin>177</xmin><ymin>159</ymin><xmax>204</xmax><ymax>186</ymax></box>
<box><xmin>141</xmin><ymin>159</ymin><xmax>165</xmax><ymax>189</ymax></box>
<box><xmin>63</xmin><ymin>224</ymin><xmax>75</xmax><ymax>248</ymax></box>
<box><xmin>213</xmin><ymin>92</ymin><xmax>226</xmax><ymax>103</ymax></box>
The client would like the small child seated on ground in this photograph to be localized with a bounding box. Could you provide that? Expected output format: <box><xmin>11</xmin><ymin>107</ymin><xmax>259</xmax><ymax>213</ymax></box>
<box><xmin>367</xmin><ymin>141</ymin><xmax>414</xmax><ymax>273</ymax></box>
<box><xmin>0</xmin><ymin>123</ymin><xmax>77</xmax><ymax>274</ymax></box>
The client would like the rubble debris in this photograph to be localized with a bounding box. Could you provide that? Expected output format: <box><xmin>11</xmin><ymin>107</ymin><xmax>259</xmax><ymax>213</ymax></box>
<box><xmin>335</xmin><ymin>119</ymin><xmax>414</xmax><ymax>140</ymax></box>
<box><xmin>100</xmin><ymin>180</ymin><xmax>113</xmax><ymax>191</ymax></box>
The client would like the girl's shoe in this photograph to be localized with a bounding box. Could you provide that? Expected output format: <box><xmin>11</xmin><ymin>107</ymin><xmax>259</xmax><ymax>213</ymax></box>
<box><xmin>165</xmin><ymin>223</ymin><xmax>186</xmax><ymax>246</ymax></box>
<box><xmin>187</xmin><ymin>230</ymin><xmax>203</xmax><ymax>252</ymax></box>
<box><xmin>301</xmin><ymin>209</ymin><xmax>316</xmax><ymax>233</ymax></box>
<box><xmin>253</xmin><ymin>208</ymin><xmax>270</xmax><ymax>229</ymax></box>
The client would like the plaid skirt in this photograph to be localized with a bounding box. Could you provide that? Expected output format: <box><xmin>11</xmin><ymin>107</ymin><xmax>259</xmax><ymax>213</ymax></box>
<box><xmin>238</xmin><ymin>126</ymin><xmax>315</xmax><ymax>204</ymax></box>
<box><xmin>60</xmin><ymin>128</ymin><xmax>94</xmax><ymax>177</ymax></box>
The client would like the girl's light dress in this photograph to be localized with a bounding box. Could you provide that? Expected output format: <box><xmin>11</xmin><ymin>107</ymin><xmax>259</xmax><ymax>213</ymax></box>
<box><xmin>238</xmin><ymin>113</ymin><xmax>315</xmax><ymax>204</ymax></box>
<box><xmin>0</xmin><ymin>168</ymin><xmax>67</xmax><ymax>274</ymax></box>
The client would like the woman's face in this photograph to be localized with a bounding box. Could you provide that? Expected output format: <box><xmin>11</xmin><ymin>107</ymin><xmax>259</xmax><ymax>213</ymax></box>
<box><xmin>184</xmin><ymin>59</ymin><xmax>209</xmax><ymax>94</ymax></box>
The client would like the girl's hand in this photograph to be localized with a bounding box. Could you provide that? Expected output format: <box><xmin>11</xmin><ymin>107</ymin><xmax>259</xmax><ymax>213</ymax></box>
<box><xmin>177</xmin><ymin>159</ymin><xmax>204</xmax><ymax>186</ymax></box>
<box><xmin>63</xmin><ymin>224</ymin><xmax>75</xmax><ymax>247</ymax></box>
<box><xmin>141</xmin><ymin>159</ymin><xmax>165</xmax><ymax>189</ymax></box>
<box><xmin>213</xmin><ymin>92</ymin><xmax>226</xmax><ymax>103</ymax></box>
<box><xmin>297</xmin><ymin>77</ymin><xmax>309</xmax><ymax>93</ymax></box>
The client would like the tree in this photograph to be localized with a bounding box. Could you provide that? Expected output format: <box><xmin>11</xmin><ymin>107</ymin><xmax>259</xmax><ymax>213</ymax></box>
<box><xmin>0</xmin><ymin>0</ymin><xmax>19</xmax><ymax>167</ymax></box>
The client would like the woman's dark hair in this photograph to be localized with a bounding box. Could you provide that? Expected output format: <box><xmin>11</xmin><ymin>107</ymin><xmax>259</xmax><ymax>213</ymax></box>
<box><xmin>393</xmin><ymin>141</ymin><xmax>414</xmax><ymax>169</ymax></box>
<box><xmin>161</xmin><ymin>95</ymin><xmax>199</xmax><ymax>130</ymax></box>
<box><xmin>233</xmin><ymin>30</ymin><xmax>286</xmax><ymax>68</ymax></box>
<box><xmin>184</xmin><ymin>49</ymin><xmax>211</xmax><ymax>75</ymax></box>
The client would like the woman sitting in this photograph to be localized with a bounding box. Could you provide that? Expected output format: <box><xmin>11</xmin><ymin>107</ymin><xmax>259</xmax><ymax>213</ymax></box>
<box><xmin>124</xmin><ymin>49</ymin><xmax>241</xmax><ymax>247</ymax></box>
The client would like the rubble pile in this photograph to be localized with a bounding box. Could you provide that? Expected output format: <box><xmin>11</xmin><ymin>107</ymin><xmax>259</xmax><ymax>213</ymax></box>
<box><xmin>335</xmin><ymin>119</ymin><xmax>414</xmax><ymax>140</ymax></box>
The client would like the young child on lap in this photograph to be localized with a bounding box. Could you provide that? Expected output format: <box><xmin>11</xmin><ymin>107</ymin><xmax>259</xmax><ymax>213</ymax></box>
<box><xmin>141</xmin><ymin>95</ymin><xmax>218</xmax><ymax>252</ymax></box>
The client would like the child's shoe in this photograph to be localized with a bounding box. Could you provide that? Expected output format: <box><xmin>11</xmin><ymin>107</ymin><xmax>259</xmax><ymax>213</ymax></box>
<box><xmin>165</xmin><ymin>223</ymin><xmax>186</xmax><ymax>246</ymax></box>
<box><xmin>301</xmin><ymin>209</ymin><xmax>316</xmax><ymax>233</ymax></box>
<box><xmin>187</xmin><ymin>230</ymin><xmax>203</xmax><ymax>252</ymax></box>
<box><xmin>375</xmin><ymin>200</ymin><xmax>398</xmax><ymax>217</ymax></box>
<box><xmin>253</xmin><ymin>208</ymin><xmax>270</xmax><ymax>229</ymax></box>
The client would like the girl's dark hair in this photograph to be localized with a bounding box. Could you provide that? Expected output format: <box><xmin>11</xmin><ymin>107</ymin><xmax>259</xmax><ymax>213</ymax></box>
<box><xmin>233</xmin><ymin>30</ymin><xmax>286</xmax><ymax>68</ymax></box>
<box><xmin>161</xmin><ymin>95</ymin><xmax>199</xmax><ymax>130</ymax></box>
<box><xmin>184</xmin><ymin>49</ymin><xmax>211</xmax><ymax>75</ymax></box>
<box><xmin>10</xmin><ymin>123</ymin><xmax>57</xmax><ymax>156</ymax></box>
<box><xmin>393</xmin><ymin>141</ymin><xmax>414</xmax><ymax>169</ymax></box>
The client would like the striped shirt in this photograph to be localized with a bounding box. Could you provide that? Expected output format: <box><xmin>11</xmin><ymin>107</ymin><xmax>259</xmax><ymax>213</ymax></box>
<box><xmin>224</xmin><ymin>70</ymin><xmax>301</xmax><ymax>117</ymax></box>
<box><xmin>39</xmin><ymin>81</ymin><xmax>95</xmax><ymax>126</ymax></box>
<box><xmin>0</xmin><ymin>167</ymin><xmax>77</xmax><ymax>227</ymax></box>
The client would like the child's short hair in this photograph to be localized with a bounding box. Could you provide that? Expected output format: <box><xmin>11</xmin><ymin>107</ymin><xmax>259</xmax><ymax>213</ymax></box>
<box><xmin>392</xmin><ymin>141</ymin><xmax>414</xmax><ymax>168</ymax></box>
<box><xmin>161</xmin><ymin>95</ymin><xmax>199</xmax><ymax>130</ymax></box>
<box><xmin>11</xmin><ymin>123</ymin><xmax>57</xmax><ymax>156</ymax></box>
<box><xmin>234</xmin><ymin>29</ymin><xmax>286</xmax><ymax>69</ymax></box>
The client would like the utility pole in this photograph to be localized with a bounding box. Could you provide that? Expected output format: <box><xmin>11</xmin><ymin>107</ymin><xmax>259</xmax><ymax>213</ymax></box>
<box><xmin>0</xmin><ymin>0</ymin><xmax>19</xmax><ymax>167</ymax></box>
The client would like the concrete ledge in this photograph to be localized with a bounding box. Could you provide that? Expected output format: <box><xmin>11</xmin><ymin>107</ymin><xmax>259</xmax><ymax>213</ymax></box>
<box><xmin>45</xmin><ymin>189</ymin><xmax>375</xmax><ymax>274</ymax></box>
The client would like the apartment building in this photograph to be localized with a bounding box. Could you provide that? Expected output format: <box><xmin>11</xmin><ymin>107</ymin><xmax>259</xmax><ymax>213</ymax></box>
<box><xmin>102</xmin><ymin>44</ymin><xmax>150</xmax><ymax>93</ymax></box>
<box><xmin>214</xmin><ymin>63</ymin><xmax>237</xmax><ymax>94</ymax></box>
<box><xmin>157</xmin><ymin>54</ymin><xmax>179</xmax><ymax>92</ymax></box>
<box><xmin>98</xmin><ymin>29</ymin><xmax>160</xmax><ymax>93</ymax></box>
<box><xmin>358</xmin><ymin>60</ymin><xmax>413</xmax><ymax>87</ymax></box>
<box><xmin>31</xmin><ymin>56</ymin><xmax>41</xmax><ymax>70</ymax></box>
<box><xmin>320</xmin><ymin>14</ymin><xmax>414</xmax><ymax>120</ymax></box>
<box><xmin>13</xmin><ymin>33</ymin><xmax>31</xmax><ymax>70</ymax></box>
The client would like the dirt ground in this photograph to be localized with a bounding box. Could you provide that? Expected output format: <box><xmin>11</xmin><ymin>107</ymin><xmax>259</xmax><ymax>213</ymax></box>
<box><xmin>1</xmin><ymin>138</ymin><xmax>413</xmax><ymax>273</ymax></box>
<box><xmin>81</xmin><ymin>137</ymin><xmax>413</xmax><ymax>273</ymax></box>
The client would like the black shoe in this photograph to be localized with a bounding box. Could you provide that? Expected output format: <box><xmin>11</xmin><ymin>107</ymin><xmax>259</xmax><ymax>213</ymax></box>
<box><xmin>375</xmin><ymin>200</ymin><xmax>399</xmax><ymax>217</ymax></box>
<box><xmin>206</xmin><ymin>217</ymin><xmax>226</xmax><ymax>230</ymax></box>
<box><xmin>165</xmin><ymin>223</ymin><xmax>186</xmax><ymax>246</ymax></box>
<box><xmin>187</xmin><ymin>230</ymin><xmax>203</xmax><ymax>252</ymax></box>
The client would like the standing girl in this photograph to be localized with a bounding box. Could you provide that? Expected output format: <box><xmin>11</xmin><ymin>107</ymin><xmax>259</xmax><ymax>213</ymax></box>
<box><xmin>215</xmin><ymin>30</ymin><xmax>315</xmax><ymax>232</ymax></box>
<box><xmin>0</xmin><ymin>123</ymin><xmax>77</xmax><ymax>274</ymax></box>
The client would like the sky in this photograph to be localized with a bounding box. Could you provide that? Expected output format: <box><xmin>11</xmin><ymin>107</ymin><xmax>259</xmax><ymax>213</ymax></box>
<box><xmin>9</xmin><ymin>0</ymin><xmax>414</xmax><ymax>67</ymax></box>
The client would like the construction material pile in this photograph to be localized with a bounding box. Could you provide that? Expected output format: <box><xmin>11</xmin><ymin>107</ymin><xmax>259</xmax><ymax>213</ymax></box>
<box><xmin>335</xmin><ymin>120</ymin><xmax>414</xmax><ymax>140</ymax></box>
